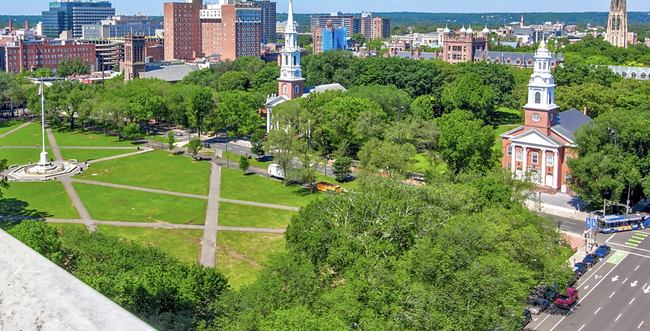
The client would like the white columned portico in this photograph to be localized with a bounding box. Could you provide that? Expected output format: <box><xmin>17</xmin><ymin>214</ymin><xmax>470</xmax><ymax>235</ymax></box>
<box><xmin>553</xmin><ymin>151</ymin><xmax>559</xmax><ymax>189</ymax></box>
<box><xmin>266</xmin><ymin>109</ymin><xmax>271</xmax><ymax>134</ymax></box>
<box><xmin>522</xmin><ymin>146</ymin><xmax>528</xmax><ymax>177</ymax></box>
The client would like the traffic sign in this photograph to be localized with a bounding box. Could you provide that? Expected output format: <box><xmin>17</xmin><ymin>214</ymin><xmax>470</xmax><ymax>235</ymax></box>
<box><xmin>586</xmin><ymin>217</ymin><xmax>598</xmax><ymax>229</ymax></box>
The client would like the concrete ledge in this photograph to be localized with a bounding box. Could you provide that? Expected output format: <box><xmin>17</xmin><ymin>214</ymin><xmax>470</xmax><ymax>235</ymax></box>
<box><xmin>0</xmin><ymin>229</ymin><xmax>156</xmax><ymax>331</ymax></box>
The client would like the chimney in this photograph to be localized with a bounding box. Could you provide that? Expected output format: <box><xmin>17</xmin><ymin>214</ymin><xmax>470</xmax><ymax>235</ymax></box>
<box><xmin>8</xmin><ymin>18</ymin><xmax>12</xmax><ymax>32</ymax></box>
<box><xmin>25</xmin><ymin>20</ymin><xmax>29</xmax><ymax>30</ymax></box>
<box><xmin>520</xmin><ymin>15</ymin><xmax>524</xmax><ymax>28</ymax></box>
<box><xmin>409</xmin><ymin>48</ymin><xmax>413</xmax><ymax>59</ymax></box>
<box><xmin>583</xmin><ymin>107</ymin><xmax>588</xmax><ymax>116</ymax></box>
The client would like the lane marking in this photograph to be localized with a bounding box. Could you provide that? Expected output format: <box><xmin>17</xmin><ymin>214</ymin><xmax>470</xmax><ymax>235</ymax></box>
<box><xmin>636</xmin><ymin>265</ymin><xmax>641</xmax><ymax>271</ymax></box>
<box><xmin>610</xmin><ymin>291</ymin><xmax>616</xmax><ymax>298</ymax></box>
<box><xmin>630</xmin><ymin>298</ymin><xmax>636</xmax><ymax>305</ymax></box>
<box><xmin>578</xmin><ymin>324</ymin><xmax>585</xmax><ymax>331</ymax></box>
<box><xmin>608</xmin><ymin>251</ymin><xmax>629</xmax><ymax>264</ymax></box>
<box><xmin>549</xmin><ymin>254</ymin><xmax>627</xmax><ymax>331</ymax></box>
<box><xmin>630</xmin><ymin>239</ymin><xmax>642</xmax><ymax>244</ymax></box>
<box><xmin>609</xmin><ymin>243</ymin><xmax>650</xmax><ymax>254</ymax></box>
<box><xmin>636</xmin><ymin>233</ymin><xmax>648</xmax><ymax>237</ymax></box>
<box><xmin>531</xmin><ymin>313</ymin><xmax>552</xmax><ymax>330</ymax></box>
<box><xmin>639</xmin><ymin>321</ymin><xmax>644</xmax><ymax>329</ymax></box>
<box><xmin>616</xmin><ymin>313</ymin><xmax>622</xmax><ymax>321</ymax></box>
<box><xmin>624</xmin><ymin>278</ymin><xmax>629</xmax><ymax>284</ymax></box>
<box><xmin>594</xmin><ymin>307</ymin><xmax>601</xmax><ymax>314</ymax></box>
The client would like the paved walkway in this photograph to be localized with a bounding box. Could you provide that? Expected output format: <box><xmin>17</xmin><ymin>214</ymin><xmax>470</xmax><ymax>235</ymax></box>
<box><xmin>45</xmin><ymin>125</ymin><xmax>63</xmax><ymax>162</ymax></box>
<box><xmin>45</xmin><ymin>218</ymin><xmax>286</xmax><ymax>233</ymax></box>
<box><xmin>87</xmin><ymin>148</ymin><xmax>153</xmax><ymax>164</ymax></box>
<box><xmin>201</xmin><ymin>164</ymin><xmax>221</xmax><ymax>267</ymax></box>
<box><xmin>0</xmin><ymin>146</ymin><xmax>140</xmax><ymax>150</ymax></box>
<box><xmin>0</xmin><ymin>120</ymin><xmax>34</xmax><ymax>140</ymax></box>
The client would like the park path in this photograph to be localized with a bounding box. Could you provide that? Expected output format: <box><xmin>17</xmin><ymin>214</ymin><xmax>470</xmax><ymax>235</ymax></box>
<box><xmin>0</xmin><ymin>146</ymin><xmax>140</xmax><ymax>150</ymax></box>
<box><xmin>200</xmin><ymin>164</ymin><xmax>221</xmax><ymax>267</ymax></box>
<box><xmin>45</xmin><ymin>218</ymin><xmax>286</xmax><ymax>233</ymax></box>
<box><xmin>87</xmin><ymin>147</ymin><xmax>153</xmax><ymax>164</ymax></box>
<box><xmin>0</xmin><ymin>120</ymin><xmax>34</xmax><ymax>140</ymax></box>
<box><xmin>45</xmin><ymin>125</ymin><xmax>63</xmax><ymax>162</ymax></box>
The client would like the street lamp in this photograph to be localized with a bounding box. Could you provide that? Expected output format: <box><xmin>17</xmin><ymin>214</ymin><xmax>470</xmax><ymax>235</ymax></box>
<box><xmin>608</xmin><ymin>127</ymin><xmax>618</xmax><ymax>149</ymax></box>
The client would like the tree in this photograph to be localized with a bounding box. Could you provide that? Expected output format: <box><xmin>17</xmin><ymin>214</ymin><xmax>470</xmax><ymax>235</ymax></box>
<box><xmin>265</xmin><ymin>127</ymin><xmax>298</xmax><ymax>187</ymax></box>
<box><xmin>555</xmin><ymin>83</ymin><xmax>617</xmax><ymax>118</ymax></box>
<box><xmin>251</xmin><ymin>129</ymin><xmax>266</xmax><ymax>159</ymax></box>
<box><xmin>239</xmin><ymin>155</ymin><xmax>250</xmax><ymax>174</ymax></box>
<box><xmin>351</xmin><ymin>33</ymin><xmax>366</xmax><ymax>46</ymax></box>
<box><xmin>438</xmin><ymin>110</ymin><xmax>496</xmax><ymax>174</ymax></box>
<box><xmin>332</xmin><ymin>157</ymin><xmax>352</xmax><ymax>182</ymax></box>
<box><xmin>296</xmin><ymin>152</ymin><xmax>321</xmax><ymax>194</ymax></box>
<box><xmin>218</xmin><ymin>91</ymin><xmax>263</xmax><ymax>137</ymax></box>
<box><xmin>568</xmin><ymin>106</ymin><xmax>650</xmax><ymax>205</ymax></box>
<box><xmin>297</xmin><ymin>34</ymin><xmax>313</xmax><ymax>47</ymax></box>
<box><xmin>122</xmin><ymin>122</ymin><xmax>142</xmax><ymax>141</ymax></box>
<box><xmin>358</xmin><ymin>138</ymin><xmax>417</xmax><ymax>177</ymax></box>
<box><xmin>167</xmin><ymin>131</ymin><xmax>177</xmax><ymax>153</ymax></box>
<box><xmin>186</xmin><ymin>137</ymin><xmax>203</xmax><ymax>160</ymax></box>
<box><xmin>186</xmin><ymin>87</ymin><xmax>215</xmax><ymax>135</ymax></box>
<box><xmin>441</xmin><ymin>73</ymin><xmax>496</xmax><ymax>123</ymax></box>
<box><xmin>219</xmin><ymin>71</ymin><xmax>250</xmax><ymax>91</ymax></box>
<box><xmin>0</xmin><ymin>159</ymin><xmax>8</xmax><ymax>198</ymax></box>
<box><xmin>411</xmin><ymin>95</ymin><xmax>439</xmax><ymax>121</ymax></box>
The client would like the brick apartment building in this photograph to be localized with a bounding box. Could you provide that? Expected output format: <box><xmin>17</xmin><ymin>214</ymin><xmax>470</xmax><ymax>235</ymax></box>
<box><xmin>441</xmin><ymin>26</ymin><xmax>489</xmax><ymax>64</ymax></box>
<box><xmin>2</xmin><ymin>39</ymin><xmax>95</xmax><ymax>74</ymax></box>
<box><xmin>164</xmin><ymin>0</ymin><xmax>263</xmax><ymax>62</ymax></box>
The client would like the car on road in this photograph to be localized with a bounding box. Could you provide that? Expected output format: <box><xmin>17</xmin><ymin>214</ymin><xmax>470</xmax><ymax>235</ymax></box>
<box><xmin>544</xmin><ymin>283</ymin><xmax>559</xmax><ymax>301</ymax></box>
<box><xmin>582</xmin><ymin>254</ymin><xmax>599</xmax><ymax>267</ymax></box>
<box><xmin>555</xmin><ymin>288</ymin><xmax>578</xmax><ymax>309</ymax></box>
<box><xmin>595</xmin><ymin>245</ymin><xmax>611</xmax><ymax>258</ymax></box>
<box><xmin>573</xmin><ymin>262</ymin><xmax>587</xmax><ymax>277</ymax></box>
<box><xmin>528</xmin><ymin>298</ymin><xmax>550</xmax><ymax>315</ymax></box>
<box><xmin>523</xmin><ymin>309</ymin><xmax>532</xmax><ymax>328</ymax></box>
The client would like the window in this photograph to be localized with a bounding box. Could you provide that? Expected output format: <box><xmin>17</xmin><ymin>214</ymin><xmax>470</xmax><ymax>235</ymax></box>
<box><xmin>516</xmin><ymin>150</ymin><xmax>523</xmax><ymax>162</ymax></box>
<box><xmin>566</xmin><ymin>154</ymin><xmax>573</xmax><ymax>162</ymax></box>
<box><xmin>565</xmin><ymin>173</ymin><xmax>573</xmax><ymax>183</ymax></box>
<box><xmin>295</xmin><ymin>85</ymin><xmax>299</xmax><ymax>95</ymax></box>
<box><xmin>283</xmin><ymin>85</ymin><xmax>287</xmax><ymax>95</ymax></box>
<box><xmin>535</xmin><ymin>92</ymin><xmax>541</xmax><ymax>104</ymax></box>
<box><xmin>507</xmin><ymin>145</ymin><xmax>512</xmax><ymax>156</ymax></box>
<box><xmin>546</xmin><ymin>155</ymin><xmax>554</xmax><ymax>167</ymax></box>
<box><xmin>532</xmin><ymin>153</ymin><xmax>539</xmax><ymax>165</ymax></box>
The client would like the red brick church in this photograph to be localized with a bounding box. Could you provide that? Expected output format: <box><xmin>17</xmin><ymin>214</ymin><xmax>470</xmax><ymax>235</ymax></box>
<box><xmin>500</xmin><ymin>40</ymin><xmax>592</xmax><ymax>194</ymax></box>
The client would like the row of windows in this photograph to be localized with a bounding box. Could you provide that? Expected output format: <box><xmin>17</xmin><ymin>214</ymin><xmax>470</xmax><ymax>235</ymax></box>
<box><xmin>7</xmin><ymin>47</ymin><xmax>92</xmax><ymax>55</ymax></box>
<box><xmin>507</xmin><ymin>147</ymin><xmax>574</xmax><ymax>164</ymax></box>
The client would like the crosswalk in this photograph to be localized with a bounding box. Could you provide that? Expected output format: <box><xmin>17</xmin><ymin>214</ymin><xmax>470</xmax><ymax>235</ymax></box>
<box><xmin>626</xmin><ymin>232</ymin><xmax>648</xmax><ymax>247</ymax></box>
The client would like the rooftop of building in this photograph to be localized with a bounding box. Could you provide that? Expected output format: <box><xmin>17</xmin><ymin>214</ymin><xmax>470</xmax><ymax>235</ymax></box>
<box><xmin>0</xmin><ymin>229</ymin><xmax>156</xmax><ymax>331</ymax></box>
<box><xmin>552</xmin><ymin>109</ymin><xmax>593</xmax><ymax>142</ymax></box>
<box><xmin>139</xmin><ymin>64</ymin><xmax>198</xmax><ymax>82</ymax></box>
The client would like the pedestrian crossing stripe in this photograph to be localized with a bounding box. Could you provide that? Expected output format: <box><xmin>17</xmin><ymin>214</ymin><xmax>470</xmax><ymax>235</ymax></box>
<box><xmin>633</xmin><ymin>236</ymin><xmax>646</xmax><ymax>240</ymax></box>
<box><xmin>636</xmin><ymin>233</ymin><xmax>648</xmax><ymax>237</ymax></box>
<box><xmin>626</xmin><ymin>242</ymin><xmax>639</xmax><ymax>247</ymax></box>
<box><xmin>630</xmin><ymin>239</ymin><xmax>642</xmax><ymax>244</ymax></box>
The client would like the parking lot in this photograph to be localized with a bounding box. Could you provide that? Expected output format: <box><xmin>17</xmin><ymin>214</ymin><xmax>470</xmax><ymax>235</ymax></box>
<box><xmin>527</xmin><ymin>230</ymin><xmax>650</xmax><ymax>331</ymax></box>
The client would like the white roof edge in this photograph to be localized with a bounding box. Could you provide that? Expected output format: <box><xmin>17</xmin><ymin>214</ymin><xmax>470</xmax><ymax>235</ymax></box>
<box><xmin>499</xmin><ymin>125</ymin><xmax>524</xmax><ymax>138</ymax></box>
<box><xmin>0</xmin><ymin>229</ymin><xmax>156</xmax><ymax>331</ymax></box>
<box><xmin>550</xmin><ymin>127</ymin><xmax>574</xmax><ymax>144</ymax></box>
<box><xmin>509</xmin><ymin>129</ymin><xmax>561</xmax><ymax>147</ymax></box>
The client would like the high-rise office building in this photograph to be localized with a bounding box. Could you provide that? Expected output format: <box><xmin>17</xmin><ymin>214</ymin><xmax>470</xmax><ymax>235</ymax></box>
<box><xmin>82</xmin><ymin>14</ymin><xmax>163</xmax><ymax>39</ymax></box>
<box><xmin>239</xmin><ymin>1</ymin><xmax>275</xmax><ymax>44</ymax></box>
<box><xmin>163</xmin><ymin>0</ymin><xmax>203</xmax><ymax>61</ymax></box>
<box><xmin>311</xmin><ymin>12</ymin><xmax>390</xmax><ymax>41</ymax></box>
<box><xmin>312</xmin><ymin>21</ymin><xmax>348</xmax><ymax>54</ymax></box>
<box><xmin>42</xmin><ymin>1</ymin><xmax>115</xmax><ymax>38</ymax></box>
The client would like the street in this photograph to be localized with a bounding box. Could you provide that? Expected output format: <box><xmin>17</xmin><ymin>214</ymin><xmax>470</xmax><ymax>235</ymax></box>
<box><xmin>529</xmin><ymin>229</ymin><xmax>650</xmax><ymax>331</ymax></box>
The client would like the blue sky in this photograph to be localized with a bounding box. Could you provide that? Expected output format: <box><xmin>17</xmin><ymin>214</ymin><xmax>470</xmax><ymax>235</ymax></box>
<box><xmin>5</xmin><ymin>0</ymin><xmax>650</xmax><ymax>16</ymax></box>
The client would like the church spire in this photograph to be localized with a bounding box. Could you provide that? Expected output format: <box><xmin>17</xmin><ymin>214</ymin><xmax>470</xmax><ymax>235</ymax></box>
<box><xmin>286</xmin><ymin>0</ymin><xmax>295</xmax><ymax>33</ymax></box>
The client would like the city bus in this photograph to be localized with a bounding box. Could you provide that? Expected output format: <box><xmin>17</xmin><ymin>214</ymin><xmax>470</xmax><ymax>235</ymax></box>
<box><xmin>596</xmin><ymin>214</ymin><xmax>650</xmax><ymax>234</ymax></box>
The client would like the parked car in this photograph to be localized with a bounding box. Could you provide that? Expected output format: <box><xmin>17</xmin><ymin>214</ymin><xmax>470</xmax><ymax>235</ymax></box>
<box><xmin>528</xmin><ymin>298</ymin><xmax>550</xmax><ymax>315</ymax></box>
<box><xmin>567</xmin><ymin>275</ymin><xmax>577</xmax><ymax>288</ymax></box>
<box><xmin>582</xmin><ymin>254</ymin><xmax>599</xmax><ymax>267</ymax></box>
<box><xmin>555</xmin><ymin>288</ymin><xmax>579</xmax><ymax>309</ymax></box>
<box><xmin>595</xmin><ymin>245</ymin><xmax>611</xmax><ymax>258</ymax></box>
<box><xmin>544</xmin><ymin>283</ymin><xmax>559</xmax><ymax>301</ymax></box>
<box><xmin>574</xmin><ymin>262</ymin><xmax>587</xmax><ymax>277</ymax></box>
<box><xmin>523</xmin><ymin>309</ymin><xmax>532</xmax><ymax>328</ymax></box>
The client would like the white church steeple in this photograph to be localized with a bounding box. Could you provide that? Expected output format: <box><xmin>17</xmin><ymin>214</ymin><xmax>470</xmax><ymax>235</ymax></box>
<box><xmin>277</xmin><ymin>0</ymin><xmax>305</xmax><ymax>99</ymax></box>
<box><xmin>524</xmin><ymin>40</ymin><xmax>558</xmax><ymax>112</ymax></box>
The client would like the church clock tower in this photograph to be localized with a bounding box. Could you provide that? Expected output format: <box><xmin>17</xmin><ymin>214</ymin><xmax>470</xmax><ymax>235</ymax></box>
<box><xmin>278</xmin><ymin>0</ymin><xmax>305</xmax><ymax>99</ymax></box>
<box><xmin>607</xmin><ymin>0</ymin><xmax>628</xmax><ymax>48</ymax></box>
<box><xmin>523</xmin><ymin>40</ymin><xmax>559</xmax><ymax>136</ymax></box>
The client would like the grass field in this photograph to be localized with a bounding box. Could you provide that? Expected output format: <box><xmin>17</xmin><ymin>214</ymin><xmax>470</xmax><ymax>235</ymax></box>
<box><xmin>216</xmin><ymin>231</ymin><xmax>286</xmax><ymax>289</ymax></box>
<box><xmin>98</xmin><ymin>225</ymin><xmax>202</xmax><ymax>264</ymax></box>
<box><xmin>0</xmin><ymin>122</ymin><xmax>50</xmax><ymax>146</ymax></box>
<box><xmin>220</xmin><ymin>168</ymin><xmax>320</xmax><ymax>208</ymax></box>
<box><xmin>0</xmin><ymin>148</ymin><xmax>55</xmax><ymax>166</ymax></box>
<box><xmin>74</xmin><ymin>150</ymin><xmax>211</xmax><ymax>195</ymax></box>
<box><xmin>219</xmin><ymin>202</ymin><xmax>297</xmax><ymax>229</ymax></box>
<box><xmin>52</xmin><ymin>127</ymin><xmax>138</xmax><ymax>147</ymax></box>
<box><xmin>51</xmin><ymin>223</ymin><xmax>88</xmax><ymax>233</ymax></box>
<box><xmin>314</xmin><ymin>173</ymin><xmax>361</xmax><ymax>191</ymax></box>
<box><xmin>222</xmin><ymin>151</ymin><xmax>272</xmax><ymax>169</ymax></box>
<box><xmin>0</xmin><ymin>181</ymin><xmax>80</xmax><ymax>219</ymax></box>
<box><xmin>73</xmin><ymin>183</ymin><xmax>207</xmax><ymax>224</ymax></box>
<box><xmin>60</xmin><ymin>149</ymin><xmax>138</xmax><ymax>162</ymax></box>
<box><xmin>495</xmin><ymin>108</ymin><xmax>523</xmax><ymax>125</ymax></box>
<box><xmin>412</xmin><ymin>153</ymin><xmax>448</xmax><ymax>175</ymax></box>
<box><xmin>0</xmin><ymin>119</ymin><xmax>28</xmax><ymax>136</ymax></box>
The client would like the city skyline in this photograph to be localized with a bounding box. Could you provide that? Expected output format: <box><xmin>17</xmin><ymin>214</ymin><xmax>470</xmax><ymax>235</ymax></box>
<box><xmin>3</xmin><ymin>0</ymin><xmax>650</xmax><ymax>16</ymax></box>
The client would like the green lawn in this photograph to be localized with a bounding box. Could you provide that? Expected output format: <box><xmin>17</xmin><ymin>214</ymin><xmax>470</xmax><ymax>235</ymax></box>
<box><xmin>0</xmin><ymin>122</ymin><xmax>50</xmax><ymax>146</ymax></box>
<box><xmin>50</xmin><ymin>223</ymin><xmax>88</xmax><ymax>233</ymax></box>
<box><xmin>0</xmin><ymin>119</ymin><xmax>28</xmax><ymax>136</ymax></box>
<box><xmin>0</xmin><ymin>148</ymin><xmax>55</xmax><ymax>166</ymax></box>
<box><xmin>219</xmin><ymin>202</ymin><xmax>297</xmax><ymax>229</ymax></box>
<box><xmin>495</xmin><ymin>107</ymin><xmax>523</xmax><ymax>125</ymax></box>
<box><xmin>0</xmin><ymin>181</ymin><xmax>80</xmax><ymax>219</ymax></box>
<box><xmin>412</xmin><ymin>153</ymin><xmax>448</xmax><ymax>175</ymax></box>
<box><xmin>222</xmin><ymin>151</ymin><xmax>272</xmax><ymax>169</ymax></box>
<box><xmin>98</xmin><ymin>225</ymin><xmax>202</xmax><ymax>265</ymax></box>
<box><xmin>220</xmin><ymin>168</ymin><xmax>319</xmax><ymax>208</ymax></box>
<box><xmin>314</xmin><ymin>173</ymin><xmax>361</xmax><ymax>191</ymax></box>
<box><xmin>52</xmin><ymin>127</ymin><xmax>138</xmax><ymax>147</ymax></box>
<box><xmin>493</xmin><ymin>140</ymin><xmax>504</xmax><ymax>152</ymax></box>
<box><xmin>60</xmin><ymin>149</ymin><xmax>138</xmax><ymax>162</ymax></box>
<box><xmin>74</xmin><ymin>150</ymin><xmax>211</xmax><ymax>195</ymax></box>
<box><xmin>216</xmin><ymin>231</ymin><xmax>286</xmax><ymax>289</ymax></box>
<box><xmin>73</xmin><ymin>182</ymin><xmax>207</xmax><ymax>224</ymax></box>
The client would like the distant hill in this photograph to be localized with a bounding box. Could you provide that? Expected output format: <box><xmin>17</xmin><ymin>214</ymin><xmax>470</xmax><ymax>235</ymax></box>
<box><xmin>277</xmin><ymin>12</ymin><xmax>650</xmax><ymax>28</ymax></box>
<box><xmin>0</xmin><ymin>15</ymin><xmax>42</xmax><ymax>28</ymax></box>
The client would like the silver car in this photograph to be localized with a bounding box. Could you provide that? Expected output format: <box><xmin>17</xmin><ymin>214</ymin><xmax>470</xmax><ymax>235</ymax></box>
<box><xmin>528</xmin><ymin>298</ymin><xmax>550</xmax><ymax>315</ymax></box>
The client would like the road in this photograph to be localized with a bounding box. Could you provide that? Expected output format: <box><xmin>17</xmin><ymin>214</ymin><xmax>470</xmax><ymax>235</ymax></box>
<box><xmin>538</xmin><ymin>213</ymin><xmax>585</xmax><ymax>236</ymax></box>
<box><xmin>529</xmin><ymin>229</ymin><xmax>650</xmax><ymax>331</ymax></box>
